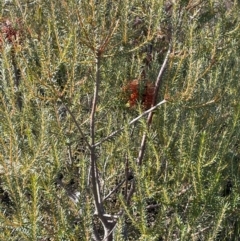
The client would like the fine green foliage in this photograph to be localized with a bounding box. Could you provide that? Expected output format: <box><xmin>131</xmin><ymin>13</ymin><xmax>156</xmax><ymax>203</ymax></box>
<box><xmin>0</xmin><ymin>0</ymin><xmax>240</xmax><ymax>240</ymax></box>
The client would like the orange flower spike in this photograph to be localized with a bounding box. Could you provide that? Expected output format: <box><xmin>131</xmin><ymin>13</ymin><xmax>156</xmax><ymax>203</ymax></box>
<box><xmin>143</xmin><ymin>82</ymin><xmax>155</xmax><ymax>109</ymax></box>
<box><xmin>128</xmin><ymin>79</ymin><xmax>139</xmax><ymax>107</ymax></box>
<box><xmin>0</xmin><ymin>18</ymin><xmax>23</xmax><ymax>50</ymax></box>
<box><xmin>123</xmin><ymin>79</ymin><xmax>155</xmax><ymax>110</ymax></box>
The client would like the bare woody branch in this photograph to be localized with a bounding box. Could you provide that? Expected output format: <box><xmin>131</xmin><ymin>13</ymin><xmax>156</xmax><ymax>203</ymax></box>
<box><xmin>136</xmin><ymin>47</ymin><xmax>171</xmax><ymax>166</ymax></box>
<box><xmin>90</xmin><ymin>55</ymin><xmax>106</xmax><ymax>221</ymax></box>
<box><xmin>94</xmin><ymin>99</ymin><xmax>167</xmax><ymax>147</ymax></box>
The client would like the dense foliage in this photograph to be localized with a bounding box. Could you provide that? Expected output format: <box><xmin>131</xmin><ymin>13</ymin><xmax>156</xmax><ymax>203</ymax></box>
<box><xmin>0</xmin><ymin>1</ymin><xmax>240</xmax><ymax>240</ymax></box>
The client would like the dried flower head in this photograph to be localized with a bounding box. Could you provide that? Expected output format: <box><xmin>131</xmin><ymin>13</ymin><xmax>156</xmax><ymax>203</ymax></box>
<box><xmin>0</xmin><ymin>18</ymin><xmax>23</xmax><ymax>49</ymax></box>
<box><xmin>123</xmin><ymin>79</ymin><xmax>155</xmax><ymax>110</ymax></box>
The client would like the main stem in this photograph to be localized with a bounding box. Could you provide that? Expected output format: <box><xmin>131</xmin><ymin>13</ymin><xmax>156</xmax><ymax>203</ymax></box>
<box><xmin>90</xmin><ymin>54</ymin><xmax>115</xmax><ymax>240</ymax></box>
<box><xmin>90</xmin><ymin>55</ymin><xmax>104</xmax><ymax>216</ymax></box>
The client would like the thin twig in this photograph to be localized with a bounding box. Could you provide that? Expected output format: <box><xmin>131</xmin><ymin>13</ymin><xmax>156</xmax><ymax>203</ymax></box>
<box><xmin>62</xmin><ymin>103</ymin><xmax>92</xmax><ymax>150</ymax></box>
<box><xmin>126</xmin><ymin>179</ymin><xmax>135</xmax><ymax>205</ymax></box>
<box><xmin>103</xmin><ymin>179</ymin><xmax>125</xmax><ymax>202</ymax></box>
<box><xmin>124</xmin><ymin>155</ymin><xmax>129</xmax><ymax>201</ymax></box>
<box><xmin>136</xmin><ymin>133</ymin><xmax>148</xmax><ymax>166</ymax></box>
<box><xmin>146</xmin><ymin>204</ymin><xmax>161</xmax><ymax>211</ymax></box>
<box><xmin>137</xmin><ymin>47</ymin><xmax>171</xmax><ymax>166</ymax></box>
<box><xmin>191</xmin><ymin>226</ymin><xmax>211</xmax><ymax>238</ymax></box>
<box><xmin>102</xmin><ymin>222</ymin><xmax>118</xmax><ymax>241</ymax></box>
<box><xmin>94</xmin><ymin>99</ymin><xmax>167</xmax><ymax>147</ymax></box>
<box><xmin>67</xmin><ymin>144</ymin><xmax>74</xmax><ymax>165</ymax></box>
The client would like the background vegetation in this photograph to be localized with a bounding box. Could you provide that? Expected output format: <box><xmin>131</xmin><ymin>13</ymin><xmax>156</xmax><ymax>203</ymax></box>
<box><xmin>0</xmin><ymin>0</ymin><xmax>240</xmax><ymax>240</ymax></box>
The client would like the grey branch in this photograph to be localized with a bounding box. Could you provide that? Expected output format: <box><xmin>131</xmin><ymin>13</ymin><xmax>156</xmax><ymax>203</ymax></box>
<box><xmin>94</xmin><ymin>99</ymin><xmax>167</xmax><ymax>147</ymax></box>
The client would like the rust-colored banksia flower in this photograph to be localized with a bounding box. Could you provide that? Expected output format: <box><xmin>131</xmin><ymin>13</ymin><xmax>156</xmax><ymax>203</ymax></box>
<box><xmin>0</xmin><ymin>18</ymin><xmax>23</xmax><ymax>49</ymax></box>
<box><xmin>123</xmin><ymin>79</ymin><xmax>155</xmax><ymax>110</ymax></box>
